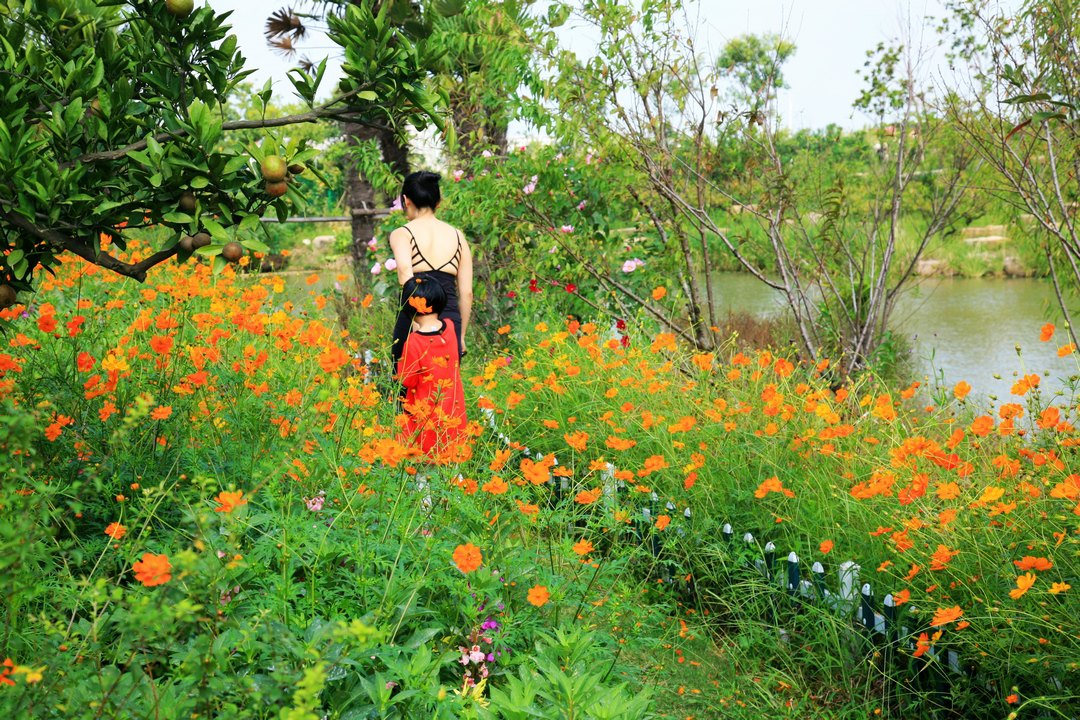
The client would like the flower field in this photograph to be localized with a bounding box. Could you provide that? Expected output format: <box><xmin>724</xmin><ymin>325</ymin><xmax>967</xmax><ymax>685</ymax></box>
<box><xmin>1</xmin><ymin>241</ymin><xmax>1078</xmax><ymax>718</ymax></box>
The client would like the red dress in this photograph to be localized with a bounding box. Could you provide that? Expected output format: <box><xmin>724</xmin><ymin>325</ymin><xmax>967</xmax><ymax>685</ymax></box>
<box><xmin>396</xmin><ymin>318</ymin><xmax>467</xmax><ymax>456</ymax></box>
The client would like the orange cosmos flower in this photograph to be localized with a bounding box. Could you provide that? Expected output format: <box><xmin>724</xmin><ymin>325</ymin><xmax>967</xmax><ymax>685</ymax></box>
<box><xmin>37</xmin><ymin>314</ymin><xmax>57</xmax><ymax>334</ymax></box>
<box><xmin>133</xmin><ymin>553</ymin><xmax>172</xmax><ymax>587</ymax></box>
<box><xmin>527</xmin><ymin>585</ymin><xmax>550</xmax><ymax>607</ymax></box>
<box><xmin>489</xmin><ymin>449</ymin><xmax>511</xmax><ymax>472</ymax></box>
<box><xmin>970</xmin><ymin>415</ymin><xmax>994</xmax><ymax>436</ymax></box>
<box><xmin>482</xmin><ymin>476</ymin><xmax>509</xmax><ymax>495</ymax></box>
<box><xmin>1040</xmin><ymin>323</ymin><xmax>1055</xmax><ymax>341</ymax></box>
<box><xmin>564</xmin><ymin>431</ymin><xmax>589</xmax><ymax>452</ymax></box>
<box><xmin>575</xmin><ymin>488</ymin><xmax>601</xmax><ymax>505</ymax></box>
<box><xmin>1057</xmin><ymin>343</ymin><xmax>1075</xmax><ymax>357</ymax></box>
<box><xmin>651</xmin><ymin>286</ymin><xmax>667</xmax><ymax>300</ymax></box>
<box><xmin>1038</xmin><ymin>406</ymin><xmax>1061</xmax><ymax>429</ymax></box>
<box><xmin>515</xmin><ymin>499</ymin><xmax>539</xmax><ymax>517</ymax></box>
<box><xmin>150</xmin><ymin>406</ymin><xmax>172</xmax><ymax>421</ymax></box>
<box><xmin>1009</xmin><ymin>572</ymin><xmax>1036</xmax><ymax>600</ymax></box>
<box><xmin>929</xmin><ymin>545</ymin><xmax>959</xmax><ymax>571</ymax></box>
<box><xmin>104</xmin><ymin>522</ymin><xmax>127</xmax><ymax>540</ymax></box>
<box><xmin>572</xmin><ymin>539</ymin><xmax>594</xmax><ymax>556</ymax></box>
<box><xmin>655</xmin><ymin>514</ymin><xmax>671</xmax><ymax>530</ymax></box>
<box><xmin>149</xmin><ymin>335</ymin><xmax>173</xmax><ymax>355</ymax></box>
<box><xmin>638</xmin><ymin>454</ymin><xmax>669</xmax><ymax>477</ymax></box>
<box><xmin>1013</xmin><ymin>556</ymin><xmax>1052</xmax><ymax>571</ymax></box>
<box><xmin>819</xmin><ymin>540</ymin><xmax>834</xmax><ymax>555</ymax></box>
<box><xmin>953</xmin><ymin>381</ymin><xmax>971</xmax><ymax>400</ymax></box>
<box><xmin>520</xmin><ymin>456</ymin><xmax>553</xmax><ymax>485</ymax></box>
<box><xmin>76</xmin><ymin>352</ymin><xmax>96</xmax><ymax>372</ymax></box>
<box><xmin>930</xmin><ymin>605</ymin><xmax>963</xmax><ymax>627</ymax></box>
<box><xmin>913</xmin><ymin>630</ymin><xmax>942</xmax><ymax>658</ymax></box>
<box><xmin>452</xmin><ymin>543</ymin><xmax>482</xmax><ymax>574</ymax></box>
<box><xmin>214</xmin><ymin>490</ymin><xmax>248</xmax><ymax>513</ymax></box>
<box><xmin>1049</xmin><ymin>582</ymin><xmax>1071</xmax><ymax>595</ymax></box>
<box><xmin>407</xmin><ymin>296</ymin><xmax>433</xmax><ymax>314</ymax></box>
<box><xmin>892</xmin><ymin>589</ymin><xmax>910</xmax><ymax>605</ymax></box>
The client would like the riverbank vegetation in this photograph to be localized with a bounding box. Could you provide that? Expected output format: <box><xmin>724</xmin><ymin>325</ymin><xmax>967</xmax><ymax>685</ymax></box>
<box><xmin>2</xmin><ymin>240</ymin><xmax>1078</xmax><ymax>717</ymax></box>
<box><xmin>2</xmin><ymin>0</ymin><xmax>1079</xmax><ymax>717</ymax></box>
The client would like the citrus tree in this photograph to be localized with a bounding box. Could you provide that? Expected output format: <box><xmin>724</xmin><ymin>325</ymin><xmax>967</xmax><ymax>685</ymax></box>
<box><xmin>0</xmin><ymin>0</ymin><xmax>442</xmax><ymax>310</ymax></box>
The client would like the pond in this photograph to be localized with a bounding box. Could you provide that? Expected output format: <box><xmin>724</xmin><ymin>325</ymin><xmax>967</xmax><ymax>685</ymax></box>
<box><xmin>710</xmin><ymin>272</ymin><xmax>1080</xmax><ymax>400</ymax></box>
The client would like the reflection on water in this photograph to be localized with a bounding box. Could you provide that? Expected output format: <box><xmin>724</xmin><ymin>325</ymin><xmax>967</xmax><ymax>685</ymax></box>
<box><xmin>710</xmin><ymin>272</ymin><xmax>1080</xmax><ymax>399</ymax></box>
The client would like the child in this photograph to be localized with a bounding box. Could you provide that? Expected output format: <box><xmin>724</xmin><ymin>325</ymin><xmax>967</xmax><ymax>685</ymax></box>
<box><xmin>396</xmin><ymin>277</ymin><xmax>467</xmax><ymax>457</ymax></box>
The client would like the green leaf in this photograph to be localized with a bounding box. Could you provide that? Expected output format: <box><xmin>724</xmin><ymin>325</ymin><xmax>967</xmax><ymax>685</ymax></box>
<box><xmin>201</xmin><ymin>217</ymin><xmax>228</xmax><ymax>242</ymax></box>
<box><xmin>241</xmin><ymin>239</ymin><xmax>270</xmax><ymax>254</ymax></box>
<box><xmin>190</xmin><ymin>176</ymin><xmax>210</xmax><ymax>189</ymax></box>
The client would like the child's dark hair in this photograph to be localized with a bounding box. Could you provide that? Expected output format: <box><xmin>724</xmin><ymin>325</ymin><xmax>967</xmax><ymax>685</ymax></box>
<box><xmin>404</xmin><ymin>275</ymin><xmax>446</xmax><ymax>316</ymax></box>
<box><xmin>401</xmin><ymin>171</ymin><xmax>441</xmax><ymax>210</ymax></box>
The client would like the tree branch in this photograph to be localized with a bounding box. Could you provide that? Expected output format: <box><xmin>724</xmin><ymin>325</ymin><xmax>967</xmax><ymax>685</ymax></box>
<box><xmin>67</xmin><ymin>89</ymin><xmax>390</xmax><ymax>167</ymax></box>
<box><xmin>2</xmin><ymin>209</ymin><xmax>176</xmax><ymax>282</ymax></box>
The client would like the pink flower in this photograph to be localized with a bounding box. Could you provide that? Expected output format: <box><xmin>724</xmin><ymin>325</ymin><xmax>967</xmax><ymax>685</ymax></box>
<box><xmin>577</xmin><ymin>200</ymin><xmax>587</xmax><ymax>210</ymax></box>
<box><xmin>453</xmin><ymin>169</ymin><xmax>464</xmax><ymax>181</ymax></box>
<box><xmin>384</xmin><ymin>258</ymin><xmax>397</xmax><ymax>271</ymax></box>
<box><xmin>370</xmin><ymin>262</ymin><xmax>382</xmax><ymax>275</ymax></box>
<box><xmin>621</xmin><ymin>259</ymin><xmax>638</xmax><ymax>273</ymax></box>
<box><xmin>523</xmin><ymin>175</ymin><xmax>538</xmax><ymax>195</ymax></box>
<box><xmin>482</xmin><ymin>150</ymin><xmax>493</xmax><ymax>158</ymax></box>
<box><xmin>390</xmin><ymin>197</ymin><xmax>402</xmax><ymax>211</ymax></box>
<box><xmin>304</xmin><ymin>493</ymin><xmax>325</xmax><ymax>512</ymax></box>
<box><xmin>367</xmin><ymin>237</ymin><xmax>378</xmax><ymax>251</ymax></box>
<box><xmin>560</xmin><ymin>225</ymin><xmax>574</xmax><ymax>233</ymax></box>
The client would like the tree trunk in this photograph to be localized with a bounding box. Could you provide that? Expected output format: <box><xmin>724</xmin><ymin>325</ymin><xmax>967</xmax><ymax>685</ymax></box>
<box><xmin>342</xmin><ymin>123</ymin><xmax>409</xmax><ymax>276</ymax></box>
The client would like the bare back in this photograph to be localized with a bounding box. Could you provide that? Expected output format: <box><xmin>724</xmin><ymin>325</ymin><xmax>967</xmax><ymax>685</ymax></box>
<box><xmin>400</xmin><ymin>219</ymin><xmax>461</xmax><ymax>275</ymax></box>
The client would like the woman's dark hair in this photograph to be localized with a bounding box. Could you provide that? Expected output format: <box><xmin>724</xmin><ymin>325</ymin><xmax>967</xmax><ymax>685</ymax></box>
<box><xmin>404</xmin><ymin>275</ymin><xmax>446</xmax><ymax>315</ymax></box>
<box><xmin>400</xmin><ymin>171</ymin><xmax>441</xmax><ymax>210</ymax></box>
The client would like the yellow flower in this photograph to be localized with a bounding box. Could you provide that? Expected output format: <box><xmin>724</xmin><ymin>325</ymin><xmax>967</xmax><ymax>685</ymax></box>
<box><xmin>1049</xmin><ymin>582</ymin><xmax>1071</xmax><ymax>595</ymax></box>
<box><xmin>1009</xmin><ymin>572</ymin><xmax>1036</xmax><ymax>600</ymax></box>
<box><xmin>453</xmin><ymin>677</ymin><xmax>489</xmax><ymax>708</ymax></box>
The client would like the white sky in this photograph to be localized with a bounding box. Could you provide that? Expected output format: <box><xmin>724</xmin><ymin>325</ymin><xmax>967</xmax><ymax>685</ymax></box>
<box><xmin>209</xmin><ymin>0</ymin><xmax>955</xmax><ymax>131</ymax></box>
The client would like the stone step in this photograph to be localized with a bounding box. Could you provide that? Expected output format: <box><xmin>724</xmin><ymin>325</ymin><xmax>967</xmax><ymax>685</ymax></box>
<box><xmin>963</xmin><ymin>235</ymin><xmax>1009</xmax><ymax>245</ymax></box>
<box><xmin>961</xmin><ymin>224</ymin><xmax>1007</xmax><ymax>238</ymax></box>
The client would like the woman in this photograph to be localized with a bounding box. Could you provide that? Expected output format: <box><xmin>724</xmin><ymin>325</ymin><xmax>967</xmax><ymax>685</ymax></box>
<box><xmin>388</xmin><ymin>171</ymin><xmax>473</xmax><ymax>364</ymax></box>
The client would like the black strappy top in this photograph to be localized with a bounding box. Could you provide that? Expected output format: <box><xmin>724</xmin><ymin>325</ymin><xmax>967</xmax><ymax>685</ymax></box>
<box><xmin>405</xmin><ymin>226</ymin><xmax>462</xmax><ymax>274</ymax></box>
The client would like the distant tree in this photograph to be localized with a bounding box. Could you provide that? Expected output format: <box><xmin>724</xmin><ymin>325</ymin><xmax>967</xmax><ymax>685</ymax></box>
<box><xmin>542</xmin><ymin>0</ymin><xmax>974</xmax><ymax>372</ymax></box>
<box><xmin>716</xmin><ymin>33</ymin><xmax>796</xmax><ymax>118</ymax></box>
